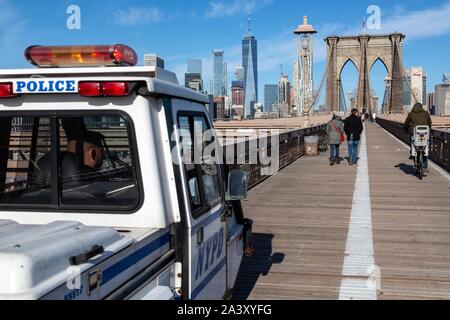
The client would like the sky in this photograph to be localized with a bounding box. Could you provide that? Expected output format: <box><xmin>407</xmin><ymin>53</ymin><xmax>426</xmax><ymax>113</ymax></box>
<box><xmin>0</xmin><ymin>0</ymin><xmax>449</xmax><ymax>110</ymax></box>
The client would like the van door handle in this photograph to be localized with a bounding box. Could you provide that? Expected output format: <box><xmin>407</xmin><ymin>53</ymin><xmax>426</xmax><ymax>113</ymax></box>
<box><xmin>197</xmin><ymin>227</ymin><xmax>204</xmax><ymax>245</ymax></box>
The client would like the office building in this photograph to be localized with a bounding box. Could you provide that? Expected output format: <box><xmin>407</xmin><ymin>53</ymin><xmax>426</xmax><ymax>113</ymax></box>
<box><xmin>235</xmin><ymin>66</ymin><xmax>244</xmax><ymax>82</ymax></box>
<box><xmin>214</xmin><ymin>96</ymin><xmax>226</xmax><ymax>119</ymax></box>
<box><xmin>242</xmin><ymin>16</ymin><xmax>258</xmax><ymax>118</ymax></box>
<box><xmin>435</xmin><ymin>84</ymin><xmax>450</xmax><ymax>115</ymax></box>
<box><xmin>264</xmin><ymin>85</ymin><xmax>278</xmax><ymax>113</ymax></box>
<box><xmin>403</xmin><ymin>67</ymin><xmax>427</xmax><ymax>111</ymax></box>
<box><xmin>278</xmin><ymin>74</ymin><xmax>291</xmax><ymax>116</ymax></box>
<box><xmin>211</xmin><ymin>50</ymin><xmax>227</xmax><ymax>97</ymax></box>
<box><xmin>427</xmin><ymin>92</ymin><xmax>435</xmax><ymax>114</ymax></box>
<box><xmin>231</xmin><ymin>81</ymin><xmax>245</xmax><ymax>106</ymax></box>
<box><xmin>187</xmin><ymin>59</ymin><xmax>202</xmax><ymax>74</ymax></box>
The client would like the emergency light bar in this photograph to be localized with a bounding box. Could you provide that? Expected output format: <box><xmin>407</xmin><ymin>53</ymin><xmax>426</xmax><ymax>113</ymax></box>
<box><xmin>0</xmin><ymin>80</ymin><xmax>130</xmax><ymax>98</ymax></box>
<box><xmin>25</xmin><ymin>44</ymin><xmax>138</xmax><ymax>68</ymax></box>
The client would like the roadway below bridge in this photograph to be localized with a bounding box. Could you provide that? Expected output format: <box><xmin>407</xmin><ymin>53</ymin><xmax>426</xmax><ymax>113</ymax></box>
<box><xmin>232</xmin><ymin>122</ymin><xmax>450</xmax><ymax>300</ymax></box>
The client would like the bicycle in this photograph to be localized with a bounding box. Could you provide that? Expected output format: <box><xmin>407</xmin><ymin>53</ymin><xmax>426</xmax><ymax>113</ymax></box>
<box><xmin>411</xmin><ymin>126</ymin><xmax>430</xmax><ymax>180</ymax></box>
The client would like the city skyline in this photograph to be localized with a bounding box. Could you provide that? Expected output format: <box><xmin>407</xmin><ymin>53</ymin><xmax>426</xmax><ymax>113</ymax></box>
<box><xmin>0</xmin><ymin>1</ymin><xmax>449</xmax><ymax>110</ymax></box>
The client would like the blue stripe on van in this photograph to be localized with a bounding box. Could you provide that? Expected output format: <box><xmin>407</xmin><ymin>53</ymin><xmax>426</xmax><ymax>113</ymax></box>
<box><xmin>191</xmin><ymin>257</ymin><xmax>226</xmax><ymax>299</ymax></box>
<box><xmin>101</xmin><ymin>232</ymin><xmax>171</xmax><ymax>285</ymax></box>
<box><xmin>191</xmin><ymin>208</ymin><xmax>223</xmax><ymax>235</ymax></box>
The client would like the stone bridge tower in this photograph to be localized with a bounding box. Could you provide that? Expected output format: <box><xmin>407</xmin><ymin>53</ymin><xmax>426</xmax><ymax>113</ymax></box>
<box><xmin>325</xmin><ymin>33</ymin><xmax>405</xmax><ymax>114</ymax></box>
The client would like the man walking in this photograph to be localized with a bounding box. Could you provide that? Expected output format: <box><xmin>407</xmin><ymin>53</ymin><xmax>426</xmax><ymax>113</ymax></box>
<box><xmin>344</xmin><ymin>108</ymin><xmax>364</xmax><ymax>166</ymax></box>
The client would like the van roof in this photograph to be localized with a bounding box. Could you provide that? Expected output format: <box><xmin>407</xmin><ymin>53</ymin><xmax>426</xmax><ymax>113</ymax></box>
<box><xmin>0</xmin><ymin>66</ymin><xmax>210</xmax><ymax>104</ymax></box>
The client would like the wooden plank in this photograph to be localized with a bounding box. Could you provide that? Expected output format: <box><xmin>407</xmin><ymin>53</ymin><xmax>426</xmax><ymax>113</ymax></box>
<box><xmin>367</xmin><ymin>124</ymin><xmax>450</xmax><ymax>300</ymax></box>
<box><xmin>232</xmin><ymin>142</ymin><xmax>356</xmax><ymax>300</ymax></box>
<box><xmin>232</xmin><ymin>123</ymin><xmax>450</xmax><ymax>300</ymax></box>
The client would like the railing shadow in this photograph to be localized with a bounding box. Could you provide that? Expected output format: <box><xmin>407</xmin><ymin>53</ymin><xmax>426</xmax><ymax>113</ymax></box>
<box><xmin>231</xmin><ymin>233</ymin><xmax>284</xmax><ymax>300</ymax></box>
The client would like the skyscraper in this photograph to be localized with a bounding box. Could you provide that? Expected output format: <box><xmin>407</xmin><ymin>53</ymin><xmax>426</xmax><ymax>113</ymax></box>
<box><xmin>264</xmin><ymin>84</ymin><xmax>278</xmax><ymax>113</ymax></box>
<box><xmin>235</xmin><ymin>66</ymin><xmax>244</xmax><ymax>82</ymax></box>
<box><xmin>185</xmin><ymin>59</ymin><xmax>203</xmax><ymax>92</ymax></box>
<box><xmin>278</xmin><ymin>74</ymin><xmax>291</xmax><ymax>116</ymax></box>
<box><xmin>231</xmin><ymin>81</ymin><xmax>245</xmax><ymax>106</ymax></box>
<box><xmin>242</xmin><ymin>16</ymin><xmax>258</xmax><ymax>119</ymax></box>
<box><xmin>211</xmin><ymin>50</ymin><xmax>227</xmax><ymax>97</ymax></box>
<box><xmin>187</xmin><ymin>59</ymin><xmax>202</xmax><ymax>74</ymax></box>
<box><xmin>403</xmin><ymin>67</ymin><xmax>427</xmax><ymax>111</ymax></box>
<box><xmin>435</xmin><ymin>84</ymin><xmax>450</xmax><ymax>115</ymax></box>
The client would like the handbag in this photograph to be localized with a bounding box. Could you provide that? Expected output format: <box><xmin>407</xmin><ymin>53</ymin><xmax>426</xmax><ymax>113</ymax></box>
<box><xmin>331</xmin><ymin>121</ymin><xmax>345</xmax><ymax>142</ymax></box>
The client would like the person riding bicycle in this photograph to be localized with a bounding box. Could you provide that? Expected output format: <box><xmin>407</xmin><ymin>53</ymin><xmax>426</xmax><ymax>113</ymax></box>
<box><xmin>403</xmin><ymin>102</ymin><xmax>432</xmax><ymax>175</ymax></box>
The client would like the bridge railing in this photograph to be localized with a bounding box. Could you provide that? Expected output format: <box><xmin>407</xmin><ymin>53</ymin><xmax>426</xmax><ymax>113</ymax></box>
<box><xmin>377</xmin><ymin>118</ymin><xmax>450</xmax><ymax>173</ymax></box>
<box><xmin>222</xmin><ymin>124</ymin><xmax>327</xmax><ymax>189</ymax></box>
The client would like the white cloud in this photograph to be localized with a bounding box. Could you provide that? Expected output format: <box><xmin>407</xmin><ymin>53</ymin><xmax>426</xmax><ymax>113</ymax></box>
<box><xmin>205</xmin><ymin>0</ymin><xmax>272</xmax><ymax>18</ymax></box>
<box><xmin>336</xmin><ymin>2</ymin><xmax>450</xmax><ymax>40</ymax></box>
<box><xmin>378</xmin><ymin>2</ymin><xmax>450</xmax><ymax>39</ymax></box>
<box><xmin>114</xmin><ymin>7</ymin><xmax>166</xmax><ymax>25</ymax></box>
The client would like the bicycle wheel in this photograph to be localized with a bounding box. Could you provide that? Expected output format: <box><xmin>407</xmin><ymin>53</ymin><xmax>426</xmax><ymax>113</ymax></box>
<box><xmin>418</xmin><ymin>151</ymin><xmax>424</xmax><ymax>180</ymax></box>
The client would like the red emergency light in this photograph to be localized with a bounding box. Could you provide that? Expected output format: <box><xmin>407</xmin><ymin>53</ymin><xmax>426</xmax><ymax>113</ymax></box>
<box><xmin>78</xmin><ymin>82</ymin><xmax>129</xmax><ymax>97</ymax></box>
<box><xmin>25</xmin><ymin>44</ymin><xmax>138</xmax><ymax>68</ymax></box>
<box><xmin>0</xmin><ymin>83</ymin><xmax>15</xmax><ymax>98</ymax></box>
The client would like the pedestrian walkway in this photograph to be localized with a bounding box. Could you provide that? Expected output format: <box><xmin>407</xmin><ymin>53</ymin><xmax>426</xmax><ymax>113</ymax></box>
<box><xmin>232</xmin><ymin>123</ymin><xmax>450</xmax><ymax>300</ymax></box>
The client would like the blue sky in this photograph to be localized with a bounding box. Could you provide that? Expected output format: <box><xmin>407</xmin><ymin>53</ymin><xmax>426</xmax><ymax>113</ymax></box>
<box><xmin>0</xmin><ymin>0</ymin><xmax>449</xmax><ymax>110</ymax></box>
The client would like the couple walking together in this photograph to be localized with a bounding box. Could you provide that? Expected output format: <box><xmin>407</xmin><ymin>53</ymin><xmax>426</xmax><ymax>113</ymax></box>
<box><xmin>326</xmin><ymin>108</ymin><xmax>364</xmax><ymax>166</ymax></box>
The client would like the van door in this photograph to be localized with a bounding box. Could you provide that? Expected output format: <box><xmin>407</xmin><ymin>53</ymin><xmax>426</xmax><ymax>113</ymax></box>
<box><xmin>171</xmin><ymin>99</ymin><xmax>227</xmax><ymax>300</ymax></box>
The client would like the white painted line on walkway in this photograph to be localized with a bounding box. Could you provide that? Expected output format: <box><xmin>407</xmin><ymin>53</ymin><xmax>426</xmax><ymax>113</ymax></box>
<box><xmin>339</xmin><ymin>128</ymin><xmax>378</xmax><ymax>300</ymax></box>
<box><xmin>376</xmin><ymin>124</ymin><xmax>450</xmax><ymax>182</ymax></box>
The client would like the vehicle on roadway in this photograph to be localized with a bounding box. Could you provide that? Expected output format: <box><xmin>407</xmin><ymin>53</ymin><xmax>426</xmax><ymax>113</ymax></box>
<box><xmin>0</xmin><ymin>44</ymin><xmax>252</xmax><ymax>300</ymax></box>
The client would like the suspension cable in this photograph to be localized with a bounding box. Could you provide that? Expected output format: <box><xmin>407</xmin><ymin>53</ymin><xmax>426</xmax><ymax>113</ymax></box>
<box><xmin>305</xmin><ymin>45</ymin><xmax>334</xmax><ymax>115</ymax></box>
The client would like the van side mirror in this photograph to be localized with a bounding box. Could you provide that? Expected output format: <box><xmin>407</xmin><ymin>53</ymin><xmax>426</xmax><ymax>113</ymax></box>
<box><xmin>226</xmin><ymin>170</ymin><xmax>248</xmax><ymax>201</ymax></box>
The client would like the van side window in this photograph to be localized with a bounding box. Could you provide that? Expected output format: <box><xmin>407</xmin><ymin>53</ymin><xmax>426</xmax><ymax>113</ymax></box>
<box><xmin>177</xmin><ymin>114</ymin><xmax>223</xmax><ymax>218</ymax></box>
<box><xmin>0</xmin><ymin>117</ymin><xmax>52</xmax><ymax>205</ymax></box>
<box><xmin>179</xmin><ymin>116</ymin><xmax>202</xmax><ymax>212</ymax></box>
<box><xmin>0</xmin><ymin>113</ymin><xmax>140</xmax><ymax>212</ymax></box>
<box><xmin>59</xmin><ymin>115</ymin><xmax>139</xmax><ymax>210</ymax></box>
<box><xmin>193</xmin><ymin>116</ymin><xmax>221</xmax><ymax>207</ymax></box>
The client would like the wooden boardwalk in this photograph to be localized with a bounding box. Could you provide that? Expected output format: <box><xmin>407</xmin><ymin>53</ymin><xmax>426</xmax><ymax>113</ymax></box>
<box><xmin>232</xmin><ymin>123</ymin><xmax>450</xmax><ymax>300</ymax></box>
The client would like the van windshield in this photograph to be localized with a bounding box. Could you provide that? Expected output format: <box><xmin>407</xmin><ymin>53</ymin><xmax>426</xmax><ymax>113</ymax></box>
<box><xmin>0</xmin><ymin>113</ymin><xmax>140</xmax><ymax>212</ymax></box>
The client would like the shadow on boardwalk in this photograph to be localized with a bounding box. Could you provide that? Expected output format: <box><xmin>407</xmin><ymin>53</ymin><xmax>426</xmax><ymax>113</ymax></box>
<box><xmin>395</xmin><ymin>163</ymin><xmax>417</xmax><ymax>175</ymax></box>
<box><xmin>231</xmin><ymin>233</ymin><xmax>284</xmax><ymax>300</ymax></box>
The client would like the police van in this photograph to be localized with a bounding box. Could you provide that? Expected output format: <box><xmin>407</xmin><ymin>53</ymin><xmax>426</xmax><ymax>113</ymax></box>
<box><xmin>0</xmin><ymin>44</ymin><xmax>252</xmax><ymax>300</ymax></box>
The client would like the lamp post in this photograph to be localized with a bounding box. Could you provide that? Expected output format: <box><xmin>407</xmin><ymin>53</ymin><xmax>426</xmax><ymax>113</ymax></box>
<box><xmin>294</xmin><ymin>16</ymin><xmax>317</xmax><ymax>122</ymax></box>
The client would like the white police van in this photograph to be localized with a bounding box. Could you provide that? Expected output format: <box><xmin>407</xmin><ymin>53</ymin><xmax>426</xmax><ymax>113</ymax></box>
<box><xmin>0</xmin><ymin>44</ymin><xmax>252</xmax><ymax>300</ymax></box>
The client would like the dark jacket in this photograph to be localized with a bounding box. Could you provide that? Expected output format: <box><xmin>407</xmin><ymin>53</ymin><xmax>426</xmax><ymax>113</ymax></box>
<box><xmin>404</xmin><ymin>104</ymin><xmax>432</xmax><ymax>135</ymax></box>
<box><xmin>344</xmin><ymin>114</ymin><xmax>364</xmax><ymax>141</ymax></box>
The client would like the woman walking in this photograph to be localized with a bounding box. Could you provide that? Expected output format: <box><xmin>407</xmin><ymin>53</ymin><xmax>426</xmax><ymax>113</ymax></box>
<box><xmin>326</xmin><ymin>114</ymin><xmax>345</xmax><ymax>166</ymax></box>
